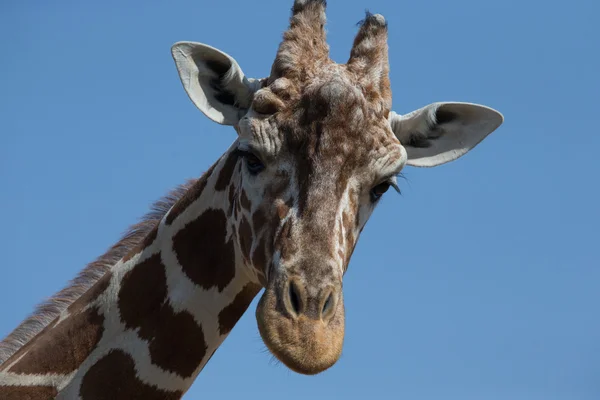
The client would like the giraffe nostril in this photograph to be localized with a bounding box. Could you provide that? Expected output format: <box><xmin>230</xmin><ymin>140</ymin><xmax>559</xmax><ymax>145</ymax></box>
<box><xmin>287</xmin><ymin>280</ymin><xmax>303</xmax><ymax>316</ymax></box>
<box><xmin>321</xmin><ymin>291</ymin><xmax>335</xmax><ymax>320</ymax></box>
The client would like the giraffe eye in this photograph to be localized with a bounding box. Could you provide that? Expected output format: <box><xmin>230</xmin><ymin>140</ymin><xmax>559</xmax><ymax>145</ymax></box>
<box><xmin>370</xmin><ymin>182</ymin><xmax>391</xmax><ymax>202</ymax></box>
<box><xmin>239</xmin><ymin>151</ymin><xmax>265</xmax><ymax>175</ymax></box>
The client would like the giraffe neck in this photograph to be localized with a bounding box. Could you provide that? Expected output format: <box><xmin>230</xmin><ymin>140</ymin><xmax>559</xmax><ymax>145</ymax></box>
<box><xmin>0</xmin><ymin>142</ymin><xmax>263</xmax><ymax>399</ymax></box>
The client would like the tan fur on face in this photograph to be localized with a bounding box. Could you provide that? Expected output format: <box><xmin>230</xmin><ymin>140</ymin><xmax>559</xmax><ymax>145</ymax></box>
<box><xmin>241</xmin><ymin>2</ymin><xmax>404</xmax><ymax>375</ymax></box>
<box><xmin>256</xmin><ymin>283</ymin><xmax>344</xmax><ymax>375</ymax></box>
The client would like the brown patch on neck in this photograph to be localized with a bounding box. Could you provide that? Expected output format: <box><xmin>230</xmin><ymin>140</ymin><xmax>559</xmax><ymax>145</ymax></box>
<box><xmin>9</xmin><ymin>307</ymin><xmax>104</xmax><ymax>375</ymax></box>
<box><xmin>228</xmin><ymin>184</ymin><xmax>236</xmax><ymax>216</ymax></box>
<box><xmin>80</xmin><ymin>350</ymin><xmax>182</xmax><ymax>400</ymax></box>
<box><xmin>118</xmin><ymin>253</ymin><xmax>207</xmax><ymax>378</ymax></box>
<box><xmin>238</xmin><ymin>216</ymin><xmax>253</xmax><ymax>262</ymax></box>
<box><xmin>0</xmin><ymin>385</ymin><xmax>58</xmax><ymax>400</ymax></box>
<box><xmin>172</xmin><ymin>209</ymin><xmax>236</xmax><ymax>291</ymax></box>
<box><xmin>240</xmin><ymin>189</ymin><xmax>251</xmax><ymax>211</ymax></box>
<box><xmin>0</xmin><ymin>319</ymin><xmax>58</xmax><ymax>372</ymax></box>
<box><xmin>122</xmin><ymin>226</ymin><xmax>158</xmax><ymax>263</ymax></box>
<box><xmin>166</xmin><ymin>167</ymin><xmax>214</xmax><ymax>225</ymax></box>
<box><xmin>1</xmin><ymin>182</ymin><xmax>194</xmax><ymax>365</ymax></box>
<box><xmin>67</xmin><ymin>270</ymin><xmax>112</xmax><ymax>314</ymax></box>
<box><xmin>218</xmin><ymin>283</ymin><xmax>262</xmax><ymax>335</ymax></box>
<box><xmin>215</xmin><ymin>151</ymin><xmax>239</xmax><ymax>192</ymax></box>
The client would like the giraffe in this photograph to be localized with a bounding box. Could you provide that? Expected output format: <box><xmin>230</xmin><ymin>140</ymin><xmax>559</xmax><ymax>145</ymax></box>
<box><xmin>0</xmin><ymin>1</ymin><xmax>503</xmax><ymax>398</ymax></box>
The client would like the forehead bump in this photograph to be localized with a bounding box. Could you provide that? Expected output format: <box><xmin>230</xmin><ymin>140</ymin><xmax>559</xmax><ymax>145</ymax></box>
<box><xmin>252</xmin><ymin>89</ymin><xmax>286</xmax><ymax>115</ymax></box>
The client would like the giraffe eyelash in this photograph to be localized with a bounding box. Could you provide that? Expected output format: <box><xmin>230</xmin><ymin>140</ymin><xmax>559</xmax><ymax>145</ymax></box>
<box><xmin>389</xmin><ymin>178</ymin><xmax>401</xmax><ymax>194</ymax></box>
<box><xmin>392</xmin><ymin>172</ymin><xmax>409</xmax><ymax>195</ymax></box>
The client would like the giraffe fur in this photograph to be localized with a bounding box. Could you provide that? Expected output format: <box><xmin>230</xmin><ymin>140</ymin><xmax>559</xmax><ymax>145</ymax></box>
<box><xmin>0</xmin><ymin>0</ymin><xmax>503</xmax><ymax>397</ymax></box>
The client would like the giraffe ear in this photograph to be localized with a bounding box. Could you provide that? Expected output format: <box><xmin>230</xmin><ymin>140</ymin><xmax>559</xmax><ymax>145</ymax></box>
<box><xmin>171</xmin><ymin>42</ymin><xmax>262</xmax><ymax>125</ymax></box>
<box><xmin>389</xmin><ymin>102</ymin><xmax>504</xmax><ymax>167</ymax></box>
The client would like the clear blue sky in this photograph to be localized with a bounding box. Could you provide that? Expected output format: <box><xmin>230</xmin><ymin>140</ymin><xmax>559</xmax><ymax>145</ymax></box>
<box><xmin>1</xmin><ymin>1</ymin><xmax>598</xmax><ymax>399</ymax></box>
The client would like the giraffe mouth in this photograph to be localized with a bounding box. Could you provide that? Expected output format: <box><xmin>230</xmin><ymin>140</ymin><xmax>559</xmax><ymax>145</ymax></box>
<box><xmin>255</xmin><ymin>280</ymin><xmax>345</xmax><ymax>375</ymax></box>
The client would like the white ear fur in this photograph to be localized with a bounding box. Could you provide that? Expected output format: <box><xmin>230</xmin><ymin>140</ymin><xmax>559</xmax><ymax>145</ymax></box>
<box><xmin>389</xmin><ymin>102</ymin><xmax>503</xmax><ymax>168</ymax></box>
<box><xmin>171</xmin><ymin>42</ymin><xmax>262</xmax><ymax>125</ymax></box>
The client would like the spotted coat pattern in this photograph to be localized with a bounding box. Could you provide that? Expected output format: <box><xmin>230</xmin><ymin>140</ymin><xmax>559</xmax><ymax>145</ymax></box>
<box><xmin>0</xmin><ymin>0</ymin><xmax>419</xmax><ymax>397</ymax></box>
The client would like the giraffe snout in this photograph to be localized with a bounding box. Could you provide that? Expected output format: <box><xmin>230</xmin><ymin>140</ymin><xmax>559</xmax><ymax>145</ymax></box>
<box><xmin>283</xmin><ymin>277</ymin><xmax>339</xmax><ymax>323</ymax></box>
<box><xmin>255</xmin><ymin>270</ymin><xmax>345</xmax><ymax>375</ymax></box>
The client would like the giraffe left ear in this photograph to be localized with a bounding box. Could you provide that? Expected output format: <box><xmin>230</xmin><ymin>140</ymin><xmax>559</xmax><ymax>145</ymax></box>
<box><xmin>389</xmin><ymin>102</ymin><xmax>504</xmax><ymax>167</ymax></box>
<box><xmin>171</xmin><ymin>42</ymin><xmax>262</xmax><ymax>125</ymax></box>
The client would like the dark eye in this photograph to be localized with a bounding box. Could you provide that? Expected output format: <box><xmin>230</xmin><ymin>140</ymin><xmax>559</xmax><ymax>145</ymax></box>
<box><xmin>370</xmin><ymin>182</ymin><xmax>391</xmax><ymax>202</ymax></box>
<box><xmin>242</xmin><ymin>152</ymin><xmax>265</xmax><ymax>175</ymax></box>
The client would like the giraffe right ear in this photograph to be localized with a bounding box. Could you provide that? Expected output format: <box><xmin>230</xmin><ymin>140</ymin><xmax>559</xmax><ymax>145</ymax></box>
<box><xmin>171</xmin><ymin>42</ymin><xmax>262</xmax><ymax>125</ymax></box>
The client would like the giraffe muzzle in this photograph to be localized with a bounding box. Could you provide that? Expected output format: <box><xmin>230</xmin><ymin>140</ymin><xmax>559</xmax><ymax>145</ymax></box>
<box><xmin>255</xmin><ymin>274</ymin><xmax>345</xmax><ymax>375</ymax></box>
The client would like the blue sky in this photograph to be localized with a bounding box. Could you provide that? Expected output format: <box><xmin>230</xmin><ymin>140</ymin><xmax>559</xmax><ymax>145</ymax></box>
<box><xmin>1</xmin><ymin>0</ymin><xmax>598</xmax><ymax>399</ymax></box>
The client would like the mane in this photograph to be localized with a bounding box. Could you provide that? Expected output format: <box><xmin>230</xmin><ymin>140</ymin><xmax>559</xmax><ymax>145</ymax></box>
<box><xmin>0</xmin><ymin>179</ymin><xmax>196</xmax><ymax>365</ymax></box>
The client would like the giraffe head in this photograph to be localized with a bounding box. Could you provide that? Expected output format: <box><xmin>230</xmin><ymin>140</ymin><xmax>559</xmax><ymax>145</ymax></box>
<box><xmin>171</xmin><ymin>0</ymin><xmax>502</xmax><ymax>375</ymax></box>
